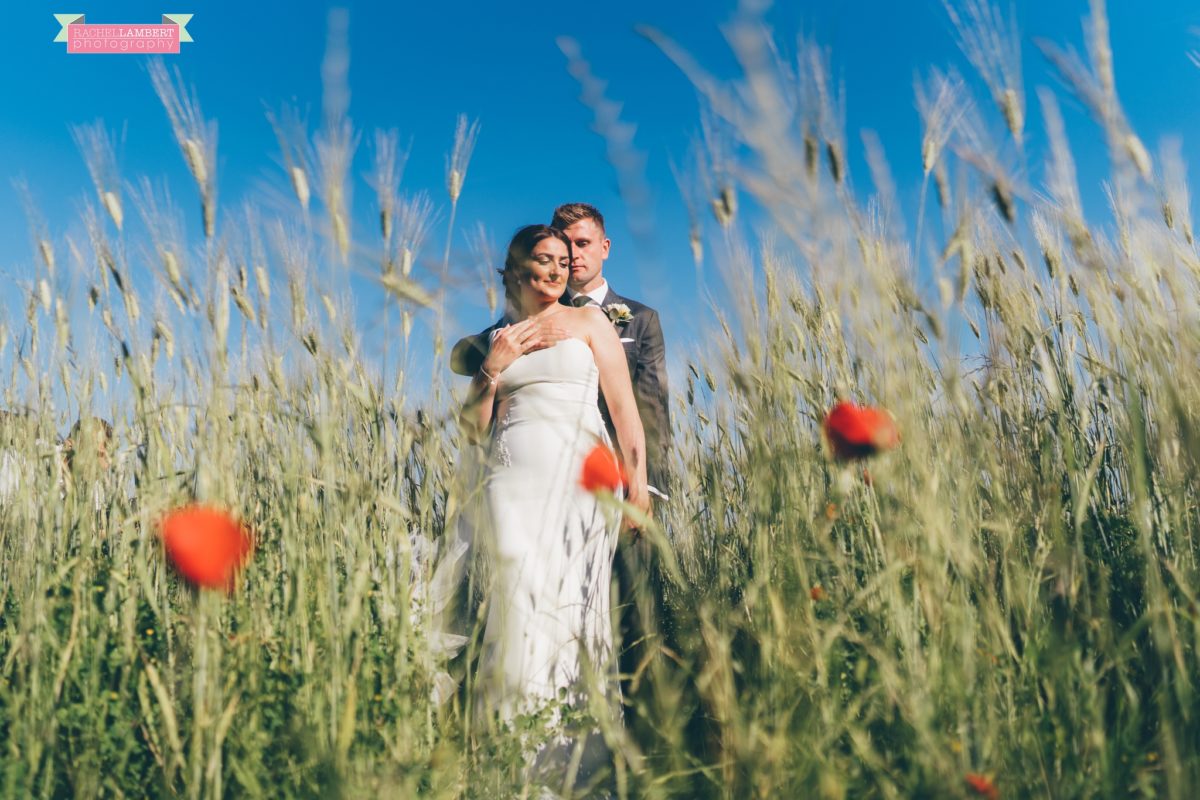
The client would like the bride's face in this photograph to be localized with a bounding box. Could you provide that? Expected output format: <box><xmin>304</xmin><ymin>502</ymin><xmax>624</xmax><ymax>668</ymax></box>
<box><xmin>519</xmin><ymin>238</ymin><xmax>570</xmax><ymax>303</ymax></box>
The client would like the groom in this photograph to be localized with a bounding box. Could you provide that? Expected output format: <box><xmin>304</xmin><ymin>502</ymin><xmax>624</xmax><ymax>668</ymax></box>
<box><xmin>450</xmin><ymin>202</ymin><xmax>672</xmax><ymax>499</ymax></box>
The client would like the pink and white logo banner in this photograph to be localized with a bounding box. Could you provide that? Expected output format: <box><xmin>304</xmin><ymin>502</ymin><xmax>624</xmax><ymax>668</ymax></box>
<box><xmin>53</xmin><ymin>14</ymin><xmax>193</xmax><ymax>54</ymax></box>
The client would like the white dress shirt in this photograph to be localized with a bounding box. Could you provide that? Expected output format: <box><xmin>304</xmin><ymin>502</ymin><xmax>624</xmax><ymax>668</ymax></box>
<box><xmin>566</xmin><ymin>279</ymin><xmax>609</xmax><ymax>307</ymax></box>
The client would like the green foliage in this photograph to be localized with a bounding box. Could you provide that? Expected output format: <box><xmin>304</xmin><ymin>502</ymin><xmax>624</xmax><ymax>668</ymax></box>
<box><xmin>3</xmin><ymin>3</ymin><xmax>1200</xmax><ymax>798</ymax></box>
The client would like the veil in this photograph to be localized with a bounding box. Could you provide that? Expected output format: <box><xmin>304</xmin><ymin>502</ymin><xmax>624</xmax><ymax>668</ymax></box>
<box><xmin>420</xmin><ymin>428</ymin><xmax>492</xmax><ymax>704</ymax></box>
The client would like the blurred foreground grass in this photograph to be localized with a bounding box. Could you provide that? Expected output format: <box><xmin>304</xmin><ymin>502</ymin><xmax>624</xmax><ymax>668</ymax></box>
<box><xmin>3</xmin><ymin>3</ymin><xmax>1200</xmax><ymax>798</ymax></box>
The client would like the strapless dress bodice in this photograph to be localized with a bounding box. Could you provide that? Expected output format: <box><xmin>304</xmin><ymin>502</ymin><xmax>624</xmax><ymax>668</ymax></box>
<box><xmin>492</xmin><ymin>337</ymin><xmax>602</xmax><ymax>431</ymax></box>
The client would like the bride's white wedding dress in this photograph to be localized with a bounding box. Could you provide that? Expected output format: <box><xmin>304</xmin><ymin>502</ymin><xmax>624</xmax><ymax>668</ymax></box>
<box><xmin>476</xmin><ymin>336</ymin><xmax>621</xmax><ymax>728</ymax></box>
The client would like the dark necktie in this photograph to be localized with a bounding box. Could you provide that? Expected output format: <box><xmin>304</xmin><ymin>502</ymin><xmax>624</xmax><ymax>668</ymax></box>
<box><xmin>571</xmin><ymin>295</ymin><xmax>596</xmax><ymax>308</ymax></box>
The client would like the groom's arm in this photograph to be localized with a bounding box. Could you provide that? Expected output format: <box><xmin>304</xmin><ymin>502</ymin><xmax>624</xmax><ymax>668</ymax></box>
<box><xmin>632</xmin><ymin>309</ymin><xmax>671</xmax><ymax>494</ymax></box>
<box><xmin>450</xmin><ymin>329</ymin><xmax>493</xmax><ymax>376</ymax></box>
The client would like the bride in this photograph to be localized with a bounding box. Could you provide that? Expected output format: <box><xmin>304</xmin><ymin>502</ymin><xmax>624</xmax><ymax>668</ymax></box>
<box><xmin>458</xmin><ymin>223</ymin><xmax>649</xmax><ymax>765</ymax></box>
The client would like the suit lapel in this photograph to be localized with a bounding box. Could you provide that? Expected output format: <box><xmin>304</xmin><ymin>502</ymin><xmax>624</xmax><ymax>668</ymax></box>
<box><xmin>598</xmin><ymin>286</ymin><xmax>639</xmax><ymax>378</ymax></box>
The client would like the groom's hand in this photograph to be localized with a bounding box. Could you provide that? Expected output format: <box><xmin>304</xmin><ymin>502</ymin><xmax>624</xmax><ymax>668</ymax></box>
<box><xmin>524</xmin><ymin>318</ymin><xmax>570</xmax><ymax>353</ymax></box>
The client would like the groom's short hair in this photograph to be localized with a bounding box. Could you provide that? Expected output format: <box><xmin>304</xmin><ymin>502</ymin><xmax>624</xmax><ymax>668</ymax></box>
<box><xmin>551</xmin><ymin>202</ymin><xmax>605</xmax><ymax>234</ymax></box>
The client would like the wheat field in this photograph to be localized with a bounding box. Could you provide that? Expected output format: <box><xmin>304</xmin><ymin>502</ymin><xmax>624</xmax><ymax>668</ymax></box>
<box><xmin>1</xmin><ymin>2</ymin><xmax>1199</xmax><ymax>798</ymax></box>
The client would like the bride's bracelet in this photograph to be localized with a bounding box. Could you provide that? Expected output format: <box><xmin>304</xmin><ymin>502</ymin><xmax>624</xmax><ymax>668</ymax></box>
<box><xmin>478</xmin><ymin>366</ymin><xmax>499</xmax><ymax>387</ymax></box>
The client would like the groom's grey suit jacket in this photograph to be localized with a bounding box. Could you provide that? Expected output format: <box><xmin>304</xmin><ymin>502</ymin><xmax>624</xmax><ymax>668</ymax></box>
<box><xmin>450</xmin><ymin>288</ymin><xmax>672</xmax><ymax>495</ymax></box>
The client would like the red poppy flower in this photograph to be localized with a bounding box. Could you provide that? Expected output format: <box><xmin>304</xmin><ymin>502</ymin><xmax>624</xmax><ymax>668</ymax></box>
<box><xmin>822</xmin><ymin>401</ymin><xmax>899</xmax><ymax>461</ymax></box>
<box><xmin>159</xmin><ymin>506</ymin><xmax>253</xmax><ymax>591</ymax></box>
<box><xmin>810</xmin><ymin>585</ymin><xmax>826</xmax><ymax>601</ymax></box>
<box><xmin>580</xmin><ymin>444</ymin><xmax>627</xmax><ymax>493</ymax></box>
<box><xmin>965</xmin><ymin>773</ymin><xmax>999</xmax><ymax>800</ymax></box>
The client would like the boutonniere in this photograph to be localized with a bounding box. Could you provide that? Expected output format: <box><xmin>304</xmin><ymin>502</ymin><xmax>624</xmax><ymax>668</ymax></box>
<box><xmin>604</xmin><ymin>303</ymin><xmax>633</xmax><ymax>325</ymax></box>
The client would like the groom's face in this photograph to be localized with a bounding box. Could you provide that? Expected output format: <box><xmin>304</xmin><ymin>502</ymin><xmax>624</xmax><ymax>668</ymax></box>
<box><xmin>562</xmin><ymin>218</ymin><xmax>610</xmax><ymax>293</ymax></box>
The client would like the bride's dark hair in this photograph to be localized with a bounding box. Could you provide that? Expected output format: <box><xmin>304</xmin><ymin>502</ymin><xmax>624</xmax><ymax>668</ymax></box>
<box><xmin>499</xmin><ymin>224</ymin><xmax>573</xmax><ymax>311</ymax></box>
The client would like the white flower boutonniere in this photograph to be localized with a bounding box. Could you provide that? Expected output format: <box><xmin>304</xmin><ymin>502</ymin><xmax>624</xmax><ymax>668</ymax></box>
<box><xmin>604</xmin><ymin>303</ymin><xmax>633</xmax><ymax>325</ymax></box>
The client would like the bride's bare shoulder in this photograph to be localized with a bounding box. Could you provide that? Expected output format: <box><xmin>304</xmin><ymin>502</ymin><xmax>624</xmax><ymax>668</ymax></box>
<box><xmin>580</xmin><ymin>304</ymin><xmax>611</xmax><ymax>320</ymax></box>
<box><xmin>560</xmin><ymin>304</ymin><xmax>605</xmax><ymax>324</ymax></box>
<box><xmin>575</xmin><ymin>305</ymin><xmax>618</xmax><ymax>344</ymax></box>
<box><xmin>555</xmin><ymin>305</ymin><xmax>607</xmax><ymax>344</ymax></box>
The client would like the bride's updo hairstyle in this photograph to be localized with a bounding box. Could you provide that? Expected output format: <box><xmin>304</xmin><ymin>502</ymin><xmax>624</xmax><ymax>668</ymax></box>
<box><xmin>500</xmin><ymin>224</ymin><xmax>573</xmax><ymax>310</ymax></box>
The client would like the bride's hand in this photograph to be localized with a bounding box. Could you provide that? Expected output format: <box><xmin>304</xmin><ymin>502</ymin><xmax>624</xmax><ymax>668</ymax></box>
<box><xmin>621</xmin><ymin>482</ymin><xmax>651</xmax><ymax>536</ymax></box>
<box><xmin>482</xmin><ymin>319</ymin><xmax>570</xmax><ymax>375</ymax></box>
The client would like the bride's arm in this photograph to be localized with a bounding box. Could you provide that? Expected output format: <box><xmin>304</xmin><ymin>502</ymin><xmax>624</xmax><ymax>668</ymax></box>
<box><xmin>458</xmin><ymin>326</ymin><xmax>515</xmax><ymax>442</ymax></box>
<box><xmin>586</xmin><ymin>312</ymin><xmax>649</xmax><ymax>514</ymax></box>
<box><xmin>458</xmin><ymin>318</ymin><xmax>554</xmax><ymax>441</ymax></box>
<box><xmin>458</xmin><ymin>367</ymin><xmax>500</xmax><ymax>444</ymax></box>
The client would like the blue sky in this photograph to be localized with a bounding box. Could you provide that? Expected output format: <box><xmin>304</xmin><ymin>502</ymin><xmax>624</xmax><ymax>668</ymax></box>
<box><xmin>2</xmin><ymin>1</ymin><xmax>1199</xmax><ymax>401</ymax></box>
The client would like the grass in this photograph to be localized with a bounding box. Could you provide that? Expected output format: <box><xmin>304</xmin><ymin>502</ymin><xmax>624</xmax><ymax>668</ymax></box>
<box><xmin>2</xmin><ymin>1</ymin><xmax>1200</xmax><ymax>797</ymax></box>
